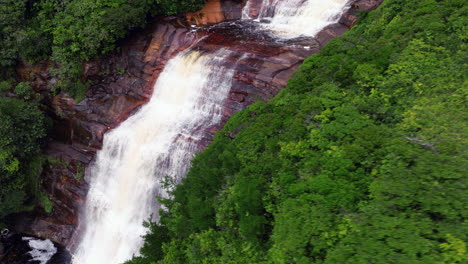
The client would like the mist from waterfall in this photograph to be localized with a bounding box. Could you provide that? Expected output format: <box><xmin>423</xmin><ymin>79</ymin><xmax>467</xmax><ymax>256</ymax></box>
<box><xmin>242</xmin><ymin>0</ymin><xmax>350</xmax><ymax>38</ymax></box>
<box><xmin>72</xmin><ymin>49</ymin><xmax>236</xmax><ymax>264</ymax></box>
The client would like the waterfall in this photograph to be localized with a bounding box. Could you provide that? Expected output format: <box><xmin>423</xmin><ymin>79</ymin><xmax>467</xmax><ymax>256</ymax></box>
<box><xmin>242</xmin><ymin>0</ymin><xmax>350</xmax><ymax>38</ymax></box>
<box><xmin>72</xmin><ymin>1</ymin><xmax>352</xmax><ymax>263</ymax></box>
<box><xmin>72</xmin><ymin>49</ymin><xmax>237</xmax><ymax>264</ymax></box>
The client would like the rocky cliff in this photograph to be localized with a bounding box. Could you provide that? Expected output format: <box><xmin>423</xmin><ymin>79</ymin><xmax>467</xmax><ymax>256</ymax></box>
<box><xmin>13</xmin><ymin>0</ymin><xmax>383</xmax><ymax>247</ymax></box>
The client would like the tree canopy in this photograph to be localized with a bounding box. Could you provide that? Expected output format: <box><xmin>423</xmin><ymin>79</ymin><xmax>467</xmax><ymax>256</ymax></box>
<box><xmin>0</xmin><ymin>96</ymin><xmax>49</xmax><ymax>223</ymax></box>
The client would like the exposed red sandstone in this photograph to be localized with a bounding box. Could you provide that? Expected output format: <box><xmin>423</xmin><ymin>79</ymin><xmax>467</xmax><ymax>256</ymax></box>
<box><xmin>14</xmin><ymin>0</ymin><xmax>383</xmax><ymax>247</ymax></box>
<box><xmin>186</xmin><ymin>0</ymin><xmax>244</xmax><ymax>25</ymax></box>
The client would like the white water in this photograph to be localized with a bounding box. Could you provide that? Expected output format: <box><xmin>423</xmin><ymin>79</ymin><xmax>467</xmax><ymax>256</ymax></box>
<box><xmin>22</xmin><ymin>237</ymin><xmax>57</xmax><ymax>264</ymax></box>
<box><xmin>242</xmin><ymin>0</ymin><xmax>350</xmax><ymax>38</ymax></box>
<box><xmin>72</xmin><ymin>49</ymin><xmax>237</xmax><ymax>264</ymax></box>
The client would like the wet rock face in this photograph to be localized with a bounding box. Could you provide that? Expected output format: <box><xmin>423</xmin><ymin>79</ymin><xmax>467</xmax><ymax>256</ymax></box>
<box><xmin>15</xmin><ymin>0</ymin><xmax>383</xmax><ymax>247</ymax></box>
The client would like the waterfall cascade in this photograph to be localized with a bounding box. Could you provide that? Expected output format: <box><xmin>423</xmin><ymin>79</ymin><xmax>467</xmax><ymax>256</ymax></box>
<box><xmin>72</xmin><ymin>49</ymin><xmax>238</xmax><ymax>264</ymax></box>
<box><xmin>242</xmin><ymin>0</ymin><xmax>350</xmax><ymax>38</ymax></box>
<box><xmin>72</xmin><ymin>1</ymin><xmax>351</xmax><ymax>263</ymax></box>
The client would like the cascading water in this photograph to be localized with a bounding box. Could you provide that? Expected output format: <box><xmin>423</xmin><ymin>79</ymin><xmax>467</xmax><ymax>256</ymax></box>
<box><xmin>72</xmin><ymin>1</ymin><xmax>352</xmax><ymax>263</ymax></box>
<box><xmin>242</xmin><ymin>0</ymin><xmax>350</xmax><ymax>38</ymax></box>
<box><xmin>72</xmin><ymin>49</ymin><xmax>238</xmax><ymax>264</ymax></box>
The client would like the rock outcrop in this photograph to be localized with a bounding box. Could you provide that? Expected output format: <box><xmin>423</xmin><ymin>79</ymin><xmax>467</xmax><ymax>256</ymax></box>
<box><xmin>14</xmin><ymin>0</ymin><xmax>383</xmax><ymax>247</ymax></box>
<box><xmin>186</xmin><ymin>0</ymin><xmax>244</xmax><ymax>25</ymax></box>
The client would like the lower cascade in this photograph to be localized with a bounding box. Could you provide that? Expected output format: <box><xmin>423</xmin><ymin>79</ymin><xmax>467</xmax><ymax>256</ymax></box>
<box><xmin>72</xmin><ymin>49</ymin><xmax>237</xmax><ymax>264</ymax></box>
<box><xmin>72</xmin><ymin>1</ymin><xmax>350</xmax><ymax>263</ymax></box>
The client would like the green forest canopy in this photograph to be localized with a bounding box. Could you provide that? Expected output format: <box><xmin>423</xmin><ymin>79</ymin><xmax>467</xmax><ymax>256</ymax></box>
<box><xmin>128</xmin><ymin>0</ymin><xmax>467</xmax><ymax>263</ymax></box>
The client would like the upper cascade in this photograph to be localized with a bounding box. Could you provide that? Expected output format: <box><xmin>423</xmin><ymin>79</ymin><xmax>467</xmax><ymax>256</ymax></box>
<box><xmin>242</xmin><ymin>0</ymin><xmax>350</xmax><ymax>38</ymax></box>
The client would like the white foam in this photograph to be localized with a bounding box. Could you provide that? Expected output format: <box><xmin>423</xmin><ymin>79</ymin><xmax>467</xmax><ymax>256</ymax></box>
<box><xmin>22</xmin><ymin>237</ymin><xmax>57</xmax><ymax>264</ymax></box>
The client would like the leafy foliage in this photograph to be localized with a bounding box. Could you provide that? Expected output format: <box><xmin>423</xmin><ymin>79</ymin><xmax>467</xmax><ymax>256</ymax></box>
<box><xmin>0</xmin><ymin>0</ymin><xmax>206</xmax><ymax>98</ymax></box>
<box><xmin>0</xmin><ymin>97</ymin><xmax>49</xmax><ymax>221</ymax></box>
<box><xmin>132</xmin><ymin>0</ymin><xmax>468</xmax><ymax>263</ymax></box>
<box><xmin>0</xmin><ymin>0</ymin><xmax>26</xmax><ymax>68</ymax></box>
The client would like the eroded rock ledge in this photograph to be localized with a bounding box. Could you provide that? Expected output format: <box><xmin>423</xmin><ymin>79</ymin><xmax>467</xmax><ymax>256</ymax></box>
<box><xmin>13</xmin><ymin>0</ymin><xmax>383</xmax><ymax>247</ymax></box>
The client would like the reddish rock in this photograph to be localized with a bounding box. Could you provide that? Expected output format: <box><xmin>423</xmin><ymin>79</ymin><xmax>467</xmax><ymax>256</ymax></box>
<box><xmin>187</xmin><ymin>0</ymin><xmax>226</xmax><ymax>25</ymax></box>
<box><xmin>221</xmin><ymin>0</ymin><xmax>244</xmax><ymax>20</ymax></box>
<box><xmin>339</xmin><ymin>12</ymin><xmax>358</xmax><ymax>28</ymax></box>
<box><xmin>186</xmin><ymin>0</ymin><xmax>245</xmax><ymax>25</ymax></box>
<box><xmin>230</xmin><ymin>91</ymin><xmax>247</xmax><ymax>102</ymax></box>
<box><xmin>351</xmin><ymin>0</ymin><xmax>383</xmax><ymax>11</ymax></box>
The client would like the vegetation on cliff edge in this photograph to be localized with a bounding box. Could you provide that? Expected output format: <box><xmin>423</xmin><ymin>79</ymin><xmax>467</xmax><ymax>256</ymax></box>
<box><xmin>128</xmin><ymin>0</ymin><xmax>467</xmax><ymax>263</ymax></box>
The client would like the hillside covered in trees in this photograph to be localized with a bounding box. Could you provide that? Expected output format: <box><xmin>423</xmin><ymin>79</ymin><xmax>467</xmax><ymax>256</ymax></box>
<box><xmin>129</xmin><ymin>0</ymin><xmax>467</xmax><ymax>263</ymax></box>
<box><xmin>0</xmin><ymin>0</ymin><xmax>206</xmax><ymax>228</ymax></box>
